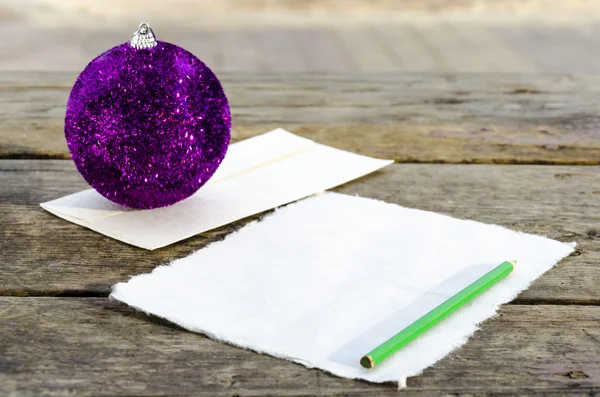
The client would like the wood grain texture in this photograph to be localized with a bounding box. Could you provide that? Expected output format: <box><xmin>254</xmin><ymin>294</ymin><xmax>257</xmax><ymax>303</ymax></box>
<box><xmin>1</xmin><ymin>72</ymin><xmax>599</xmax><ymax>395</ymax></box>
<box><xmin>1</xmin><ymin>298</ymin><xmax>599</xmax><ymax>396</ymax></box>
<box><xmin>495</xmin><ymin>25</ymin><xmax>600</xmax><ymax>74</ymax></box>
<box><xmin>1</xmin><ymin>160</ymin><xmax>597</xmax><ymax>302</ymax></box>
<box><xmin>1</xmin><ymin>72</ymin><xmax>600</xmax><ymax>163</ymax></box>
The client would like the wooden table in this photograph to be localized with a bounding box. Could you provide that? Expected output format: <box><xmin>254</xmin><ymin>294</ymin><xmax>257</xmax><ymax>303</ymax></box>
<box><xmin>1</xmin><ymin>72</ymin><xmax>599</xmax><ymax>396</ymax></box>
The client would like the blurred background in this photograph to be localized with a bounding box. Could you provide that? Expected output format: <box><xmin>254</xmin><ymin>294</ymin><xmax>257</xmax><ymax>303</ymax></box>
<box><xmin>2</xmin><ymin>0</ymin><xmax>600</xmax><ymax>73</ymax></box>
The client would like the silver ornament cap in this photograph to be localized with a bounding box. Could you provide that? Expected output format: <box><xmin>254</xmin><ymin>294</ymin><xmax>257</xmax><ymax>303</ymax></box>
<box><xmin>131</xmin><ymin>22</ymin><xmax>157</xmax><ymax>49</ymax></box>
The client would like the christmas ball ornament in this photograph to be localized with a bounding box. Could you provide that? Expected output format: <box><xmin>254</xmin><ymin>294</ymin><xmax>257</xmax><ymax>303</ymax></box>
<box><xmin>65</xmin><ymin>23</ymin><xmax>231</xmax><ymax>209</ymax></box>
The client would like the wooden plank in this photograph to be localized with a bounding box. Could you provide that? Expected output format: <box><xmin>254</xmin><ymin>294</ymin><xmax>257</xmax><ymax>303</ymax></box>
<box><xmin>495</xmin><ymin>25</ymin><xmax>600</xmax><ymax>74</ymax></box>
<box><xmin>294</xmin><ymin>29</ymin><xmax>355</xmax><ymax>73</ymax></box>
<box><xmin>1</xmin><ymin>72</ymin><xmax>600</xmax><ymax>164</ymax></box>
<box><xmin>217</xmin><ymin>30</ymin><xmax>267</xmax><ymax>72</ymax></box>
<box><xmin>0</xmin><ymin>27</ymin><xmax>90</xmax><ymax>72</ymax></box>
<box><xmin>165</xmin><ymin>29</ymin><xmax>222</xmax><ymax>71</ymax></box>
<box><xmin>254</xmin><ymin>29</ymin><xmax>309</xmax><ymax>72</ymax></box>
<box><xmin>448</xmin><ymin>24</ymin><xmax>539</xmax><ymax>73</ymax></box>
<box><xmin>1</xmin><ymin>160</ymin><xmax>597</xmax><ymax>303</ymax></box>
<box><xmin>1</xmin><ymin>298</ymin><xmax>599</xmax><ymax>395</ymax></box>
<box><xmin>336</xmin><ymin>26</ymin><xmax>397</xmax><ymax>72</ymax></box>
<box><xmin>404</xmin><ymin>21</ymin><xmax>478</xmax><ymax>73</ymax></box>
<box><xmin>371</xmin><ymin>24</ymin><xmax>438</xmax><ymax>72</ymax></box>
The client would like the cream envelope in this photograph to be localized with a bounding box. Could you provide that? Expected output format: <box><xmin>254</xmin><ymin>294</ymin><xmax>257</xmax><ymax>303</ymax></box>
<box><xmin>41</xmin><ymin>129</ymin><xmax>392</xmax><ymax>249</ymax></box>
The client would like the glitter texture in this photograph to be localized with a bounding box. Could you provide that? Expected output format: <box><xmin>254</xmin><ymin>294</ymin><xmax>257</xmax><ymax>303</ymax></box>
<box><xmin>65</xmin><ymin>41</ymin><xmax>231</xmax><ymax>209</ymax></box>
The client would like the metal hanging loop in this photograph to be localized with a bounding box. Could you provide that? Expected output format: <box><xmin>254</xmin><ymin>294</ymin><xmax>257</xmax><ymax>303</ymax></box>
<box><xmin>131</xmin><ymin>22</ymin><xmax>157</xmax><ymax>50</ymax></box>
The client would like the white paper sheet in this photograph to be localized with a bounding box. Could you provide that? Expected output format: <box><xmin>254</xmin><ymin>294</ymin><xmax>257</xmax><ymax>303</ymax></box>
<box><xmin>111</xmin><ymin>192</ymin><xmax>575</xmax><ymax>386</ymax></box>
<box><xmin>41</xmin><ymin>129</ymin><xmax>392</xmax><ymax>250</ymax></box>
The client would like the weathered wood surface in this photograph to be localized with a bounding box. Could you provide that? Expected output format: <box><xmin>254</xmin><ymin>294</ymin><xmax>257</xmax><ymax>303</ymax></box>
<box><xmin>1</xmin><ymin>72</ymin><xmax>600</xmax><ymax>164</ymax></box>
<box><xmin>2</xmin><ymin>298</ymin><xmax>600</xmax><ymax>396</ymax></box>
<box><xmin>1</xmin><ymin>160</ymin><xmax>597</xmax><ymax>303</ymax></box>
<box><xmin>2</xmin><ymin>72</ymin><xmax>600</xmax><ymax>395</ymax></box>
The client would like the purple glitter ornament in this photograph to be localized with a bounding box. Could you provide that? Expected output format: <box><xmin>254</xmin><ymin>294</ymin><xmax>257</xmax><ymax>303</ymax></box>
<box><xmin>65</xmin><ymin>23</ymin><xmax>231</xmax><ymax>209</ymax></box>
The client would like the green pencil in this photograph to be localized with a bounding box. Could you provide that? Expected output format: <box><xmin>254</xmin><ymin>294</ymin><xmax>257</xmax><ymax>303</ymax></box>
<box><xmin>360</xmin><ymin>260</ymin><xmax>515</xmax><ymax>369</ymax></box>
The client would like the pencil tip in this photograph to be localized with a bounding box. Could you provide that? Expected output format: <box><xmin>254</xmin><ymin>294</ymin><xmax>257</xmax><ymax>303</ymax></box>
<box><xmin>509</xmin><ymin>260</ymin><xmax>517</xmax><ymax>266</ymax></box>
<box><xmin>360</xmin><ymin>356</ymin><xmax>374</xmax><ymax>369</ymax></box>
